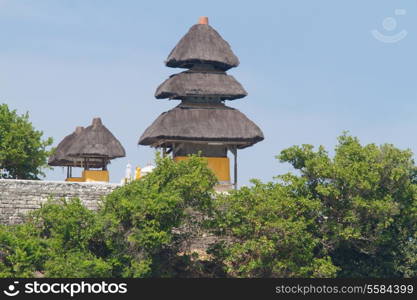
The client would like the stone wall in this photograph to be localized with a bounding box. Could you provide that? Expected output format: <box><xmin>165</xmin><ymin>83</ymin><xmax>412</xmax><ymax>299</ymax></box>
<box><xmin>0</xmin><ymin>179</ymin><xmax>120</xmax><ymax>225</ymax></box>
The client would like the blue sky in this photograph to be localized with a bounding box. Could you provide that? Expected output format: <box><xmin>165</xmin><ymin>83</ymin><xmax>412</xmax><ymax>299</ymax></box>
<box><xmin>1</xmin><ymin>0</ymin><xmax>416</xmax><ymax>184</ymax></box>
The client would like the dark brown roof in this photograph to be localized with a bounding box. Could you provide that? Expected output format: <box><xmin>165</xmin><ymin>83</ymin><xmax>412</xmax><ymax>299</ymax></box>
<box><xmin>155</xmin><ymin>70</ymin><xmax>247</xmax><ymax>100</ymax></box>
<box><xmin>138</xmin><ymin>102</ymin><xmax>264</xmax><ymax>149</ymax></box>
<box><xmin>48</xmin><ymin>127</ymin><xmax>104</xmax><ymax>168</ymax></box>
<box><xmin>48</xmin><ymin>127</ymin><xmax>89</xmax><ymax>167</ymax></box>
<box><xmin>165</xmin><ymin>24</ymin><xmax>239</xmax><ymax>71</ymax></box>
<box><xmin>48</xmin><ymin>126</ymin><xmax>82</xmax><ymax>167</ymax></box>
<box><xmin>66</xmin><ymin>118</ymin><xmax>126</xmax><ymax>159</ymax></box>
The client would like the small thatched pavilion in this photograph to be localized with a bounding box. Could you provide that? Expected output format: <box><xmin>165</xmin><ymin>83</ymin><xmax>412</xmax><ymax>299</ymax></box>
<box><xmin>139</xmin><ymin>17</ymin><xmax>264</xmax><ymax>189</ymax></box>
<box><xmin>48</xmin><ymin>126</ymin><xmax>103</xmax><ymax>181</ymax></box>
<box><xmin>49</xmin><ymin>118</ymin><xmax>125</xmax><ymax>182</ymax></box>
<box><xmin>65</xmin><ymin>117</ymin><xmax>125</xmax><ymax>182</ymax></box>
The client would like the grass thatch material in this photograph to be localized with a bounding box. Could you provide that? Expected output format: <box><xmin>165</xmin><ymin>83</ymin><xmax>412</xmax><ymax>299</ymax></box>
<box><xmin>48</xmin><ymin>127</ymin><xmax>101</xmax><ymax>167</ymax></box>
<box><xmin>166</xmin><ymin>24</ymin><xmax>239</xmax><ymax>71</ymax></box>
<box><xmin>155</xmin><ymin>70</ymin><xmax>247</xmax><ymax>100</ymax></box>
<box><xmin>48</xmin><ymin>127</ymin><xmax>84</xmax><ymax>167</ymax></box>
<box><xmin>139</xmin><ymin>102</ymin><xmax>263</xmax><ymax>149</ymax></box>
<box><xmin>67</xmin><ymin>118</ymin><xmax>126</xmax><ymax>159</ymax></box>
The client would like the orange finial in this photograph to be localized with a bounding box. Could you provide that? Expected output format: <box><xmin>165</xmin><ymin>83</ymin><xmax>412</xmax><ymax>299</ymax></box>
<box><xmin>198</xmin><ymin>16</ymin><xmax>209</xmax><ymax>25</ymax></box>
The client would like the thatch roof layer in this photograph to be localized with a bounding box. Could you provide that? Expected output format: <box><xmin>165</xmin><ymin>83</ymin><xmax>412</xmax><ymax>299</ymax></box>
<box><xmin>66</xmin><ymin>118</ymin><xmax>126</xmax><ymax>159</ymax></box>
<box><xmin>48</xmin><ymin>127</ymin><xmax>83</xmax><ymax>167</ymax></box>
<box><xmin>138</xmin><ymin>103</ymin><xmax>263</xmax><ymax>149</ymax></box>
<box><xmin>165</xmin><ymin>24</ymin><xmax>239</xmax><ymax>71</ymax></box>
<box><xmin>48</xmin><ymin>127</ymin><xmax>101</xmax><ymax>167</ymax></box>
<box><xmin>155</xmin><ymin>70</ymin><xmax>247</xmax><ymax>100</ymax></box>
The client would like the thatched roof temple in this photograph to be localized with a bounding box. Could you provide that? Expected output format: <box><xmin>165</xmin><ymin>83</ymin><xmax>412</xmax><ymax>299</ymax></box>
<box><xmin>49</xmin><ymin>118</ymin><xmax>125</xmax><ymax>182</ymax></box>
<box><xmin>139</xmin><ymin>17</ymin><xmax>263</xmax><ymax>189</ymax></box>
<box><xmin>67</xmin><ymin>117</ymin><xmax>125</xmax><ymax>161</ymax></box>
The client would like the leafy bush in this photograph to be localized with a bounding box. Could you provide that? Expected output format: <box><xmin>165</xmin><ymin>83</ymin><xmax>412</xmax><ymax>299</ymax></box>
<box><xmin>0</xmin><ymin>136</ymin><xmax>416</xmax><ymax>278</ymax></box>
<box><xmin>0</xmin><ymin>224</ymin><xmax>48</xmax><ymax>277</ymax></box>
<box><xmin>100</xmin><ymin>154</ymin><xmax>218</xmax><ymax>277</ymax></box>
<box><xmin>278</xmin><ymin>134</ymin><xmax>417</xmax><ymax>277</ymax></box>
<box><xmin>208</xmin><ymin>180</ymin><xmax>338</xmax><ymax>277</ymax></box>
<box><xmin>0</xmin><ymin>198</ymin><xmax>109</xmax><ymax>278</ymax></box>
<box><xmin>0</xmin><ymin>155</ymin><xmax>218</xmax><ymax>278</ymax></box>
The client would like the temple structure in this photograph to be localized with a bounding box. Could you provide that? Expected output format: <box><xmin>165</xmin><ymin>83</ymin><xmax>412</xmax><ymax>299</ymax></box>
<box><xmin>48</xmin><ymin>126</ymin><xmax>86</xmax><ymax>179</ymax></box>
<box><xmin>49</xmin><ymin>118</ymin><xmax>125</xmax><ymax>182</ymax></box>
<box><xmin>48</xmin><ymin>126</ymin><xmax>103</xmax><ymax>179</ymax></box>
<box><xmin>139</xmin><ymin>17</ymin><xmax>263</xmax><ymax>189</ymax></box>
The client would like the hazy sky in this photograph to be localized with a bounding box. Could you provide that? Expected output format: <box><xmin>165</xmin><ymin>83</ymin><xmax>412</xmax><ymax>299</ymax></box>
<box><xmin>1</xmin><ymin>0</ymin><xmax>416</xmax><ymax>184</ymax></box>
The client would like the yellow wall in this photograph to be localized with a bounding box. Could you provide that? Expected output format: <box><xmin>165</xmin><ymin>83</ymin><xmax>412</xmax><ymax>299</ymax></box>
<box><xmin>135</xmin><ymin>167</ymin><xmax>141</xmax><ymax>180</ymax></box>
<box><xmin>82</xmin><ymin>170</ymin><xmax>109</xmax><ymax>182</ymax></box>
<box><xmin>174</xmin><ymin>156</ymin><xmax>230</xmax><ymax>182</ymax></box>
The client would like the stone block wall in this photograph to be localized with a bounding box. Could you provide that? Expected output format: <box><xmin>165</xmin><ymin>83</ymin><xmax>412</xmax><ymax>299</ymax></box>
<box><xmin>0</xmin><ymin>179</ymin><xmax>119</xmax><ymax>225</ymax></box>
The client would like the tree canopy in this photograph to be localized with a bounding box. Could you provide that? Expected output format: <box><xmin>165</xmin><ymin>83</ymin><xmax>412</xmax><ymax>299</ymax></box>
<box><xmin>0</xmin><ymin>155</ymin><xmax>219</xmax><ymax>278</ymax></box>
<box><xmin>0</xmin><ymin>104</ymin><xmax>53</xmax><ymax>179</ymax></box>
<box><xmin>0</xmin><ymin>135</ymin><xmax>416</xmax><ymax>278</ymax></box>
<box><xmin>277</xmin><ymin>134</ymin><xmax>417</xmax><ymax>277</ymax></box>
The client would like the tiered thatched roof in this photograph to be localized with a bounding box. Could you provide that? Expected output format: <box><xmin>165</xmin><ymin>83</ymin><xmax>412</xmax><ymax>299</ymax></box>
<box><xmin>140</xmin><ymin>17</ymin><xmax>264</xmax><ymax>154</ymax></box>
<box><xmin>165</xmin><ymin>23</ymin><xmax>239</xmax><ymax>71</ymax></box>
<box><xmin>139</xmin><ymin>102</ymin><xmax>263</xmax><ymax>149</ymax></box>
<box><xmin>66</xmin><ymin>118</ymin><xmax>126</xmax><ymax>159</ymax></box>
<box><xmin>155</xmin><ymin>70</ymin><xmax>247</xmax><ymax>100</ymax></box>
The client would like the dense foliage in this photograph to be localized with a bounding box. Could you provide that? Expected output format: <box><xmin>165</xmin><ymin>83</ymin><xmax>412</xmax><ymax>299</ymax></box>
<box><xmin>209</xmin><ymin>181</ymin><xmax>338</xmax><ymax>277</ymax></box>
<box><xmin>278</xmin><ymin>135</ymin><xmax>417</xmax><ymax>277</ymax></box>
<box><xmin>0</xmin><ymin>104</ymin><xmax>53</xmax><ymax>179</ymax></box>
<box><xmin>99</xmin><ymin>155</ymin><xmax>218</xmax><ymax>277</ymax></box>
<box><xmin>0</xmin><ymin>156</ymin><xmax>219</xmax><ymax>277</ymax></box>
<box><xmin>0</xmin><ymin>135</ymin><xmax>416</xmax><ymax>278</ymax></box>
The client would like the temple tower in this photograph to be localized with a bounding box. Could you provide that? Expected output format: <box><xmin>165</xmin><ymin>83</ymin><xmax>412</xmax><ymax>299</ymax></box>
<box><xmin>139</xmin><ymin>17</ymin><xmax>263</xmax><ymax>189</ymax></box>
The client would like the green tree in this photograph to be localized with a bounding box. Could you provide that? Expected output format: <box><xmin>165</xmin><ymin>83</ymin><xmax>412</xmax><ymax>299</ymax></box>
<box><xmin>208</xmin><ymin>180</ymin><xmax>338</xmax><ymax>278</ymax></box>
<box><xmin>278</xmin><ymin>134</ymin><xmax>417</xmax><ymax>277</ymax></box>
<box><xmin>0</xmin><ymin>155</ymin><xmax>219</xmax><ymax>278</ymax></box>
<box><xmin>1</xmin><ymin>136</ymin><xmax>416</xmax><ymax>278</ymax></box>
<box><xmin>100</xmin><ymin>154</ymin><xmax>218</xmax><ymax>277</ymax></box>
<box><xmin>0</xmin><ymin>198</ymin><xmax>111</xmax><ymax>278</ymax></box>
<box><xmin>0</xmin><ymin>223</ymin><xmax>48</xmax><ymax>277</ymax></box>
<box><xmin>0</xmin><ymin>103</ymin><xmax>53</xmax><ymax>179</ymax></box>
<box><xmin>394</xmin><ymin>232</ymin><xmax>417</xmax><ymax>278</ymax></box>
